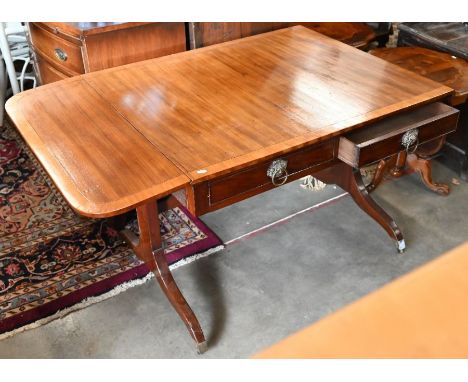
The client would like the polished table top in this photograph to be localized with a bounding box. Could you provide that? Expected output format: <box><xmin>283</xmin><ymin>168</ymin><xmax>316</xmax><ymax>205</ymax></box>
<box><xmin>255</xmin><ymin>242</ymin><xmax>468</xmax><ymax>358</ymax></box>
<box><xmin>6</xmin><ymin>26</ymin><xmax>453</xmax><ymax>218</ymax></box>
<box><xmin>370</xmin><ymin>47</ymin><xmax>468</xmax><ymax>106</ymax></box>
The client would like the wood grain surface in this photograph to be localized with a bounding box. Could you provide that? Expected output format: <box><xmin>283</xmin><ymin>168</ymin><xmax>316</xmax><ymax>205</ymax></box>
<box><xmin>28</xmin><ymin>22</ymin><xmax>187</xmax><ymax>84</ymax></box>
<box><xmin>188</xmin><ymin>22</ymin><xmax>377</xmax><ymax>49</ymax></box>
<box><xmin>35</xmin><ymin>22</ymin><xmax>154</xmax><ymax>39</ymax></box>
<box><xmin>255</xmin><ymin>242</ymin><xmax>468</xmax><ymax>358</ymax></box>
<box><xmin>6</xmin><ymin>26</ymin><xmax>454</xmax><ymax>217</ymax></box>
<box><xmin>371</xmin><ymin>47</ymin><xmax>468</xmax><ymax>105</ymax></box>
<box><xmin>6</xmin><ymin>78</ymin><xmax>189</xmax><ymax>217</ymax></box>
<box><xmin>85</xmin><ymin>27</ymin><xmax>452</xmax><ymax>182</ymax></box>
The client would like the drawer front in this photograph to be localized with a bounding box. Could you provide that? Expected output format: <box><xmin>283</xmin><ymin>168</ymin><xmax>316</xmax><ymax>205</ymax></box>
<box><xmin>358</xmin><ymin>112</ymin><xmax>458</xmax><ymax>166</ymax></box>
<box><xmin>190</xmin><ymin>140</ymin><xmax>336</xmax><ymax>215</ymax></box>
<box><xmin>339</xmin><ymin>102</ymin><xmax>460</xmax><ymax>168</ymax></box>
<box><xmin>35</xmin><ymin>53</ymin><xmax>71</xmax><ymax>84</ymax></box>
<box><xmin>29</xmin><ymin>23</ymin><xmax>85</xmax><ymax>74</ymax></box>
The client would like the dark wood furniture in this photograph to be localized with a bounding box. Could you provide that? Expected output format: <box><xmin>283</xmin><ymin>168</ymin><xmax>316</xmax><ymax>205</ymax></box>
<box><xmin>6</xmin><ymin>27</ymin><xmax>457</xmax><ymax>352</ymax></box>
<box><xmin>255</xmin><ymin>242</ymin><xmax>468</xmax><ymax>358</ymax></box>
<box><xmin>27</xmin><ymin>22</ymin><xmax>187</xmax><ymax>84</ymax></box>
<box><xmin>188</xmin><ymin>22</ymin><xmax>387</xmax><ymax>49</ymax></box>
<box><xmin>396</xmin><ymin>23</ymin><xmax>468</xmax><ymax>179</ymax></box>
<box><xmin>398</xmin><ymin>22</ymin><xmax>468</xmax><ymax>61</ymax></box>
<box><xmin>370</xmin><ymin>47</ymin><xmax>468</xmax><ymax>182</ymax></box>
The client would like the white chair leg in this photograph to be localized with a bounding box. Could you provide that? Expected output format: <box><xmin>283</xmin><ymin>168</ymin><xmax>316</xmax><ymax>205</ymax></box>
<box><xmin>0</xmin><ymin>23</ymin><xmax>20</xmax><ymax>95</ymax></box>
<box><xmin>0</xmin><ymin>60</ymin><xmax>7</xmax><ymax>127</ymax></box>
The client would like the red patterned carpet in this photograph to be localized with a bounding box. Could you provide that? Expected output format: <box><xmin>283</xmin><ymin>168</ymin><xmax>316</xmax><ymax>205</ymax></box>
<box><xmin>0</xmin><ymin>122</ymin><xmax>222</xmax><ymax>336</ymax></box>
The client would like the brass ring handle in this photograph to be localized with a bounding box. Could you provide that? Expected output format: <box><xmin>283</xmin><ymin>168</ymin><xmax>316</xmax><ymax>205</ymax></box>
<box><xmin>54</xmin><ymin>48</ymin><xmax>68</xmax><ymax>62</ymax></box>
<box><xmin>267</xmin><ymin>159</ymin><xmax>289</xmax><ymax>186</ymax></box>
<box><xmin>271</xmin><ymin>168</ymin><xmax>289</xmax><ymax>186</ymax></box>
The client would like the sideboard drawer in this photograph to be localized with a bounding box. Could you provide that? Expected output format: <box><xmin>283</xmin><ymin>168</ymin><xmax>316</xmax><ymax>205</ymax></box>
<box><xmin>34</xmin><ymin>53</ymin><xmax>71</xmax><ymax>84</ymax></box>
<box><xmin>189</xmin><ymin>139</ymin><xmax>336</xmax><ymax>215</ymax></box>
<box><xmin>29</xmin><ymin>23</ymin><xmax>85</xmax><ymax>75</ymax></box>
<box><xmin>338</xmin><ymin>102</ymin><xmax>459</xmax><ymax>168</ymax></box>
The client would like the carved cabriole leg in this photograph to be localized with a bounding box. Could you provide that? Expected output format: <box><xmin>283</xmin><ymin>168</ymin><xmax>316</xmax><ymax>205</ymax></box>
<box><xmin>121</xmin><ymin>201</ymin><xmax>207</xmax><ymax>354</ymax></box>
<box><xmin>315</xmin><ymin>161</ymin><xmax>405</xmax><ymax>253</ymax></box>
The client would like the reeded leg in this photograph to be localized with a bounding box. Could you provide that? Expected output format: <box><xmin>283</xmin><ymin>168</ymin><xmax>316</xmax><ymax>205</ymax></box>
<box><xmin>122</xmin><ymin>201</ymin><xmax>207</xmax><ymax>353</ymax></box>
<box><xmin>407</xmin><ymin>153</ymin><xmax>449</xmax><ymax>196</ymax></box>
<box><xmin>315</xmin><ymin>161</ymin><xmax>405</xmax><ymax>253</ymax></box>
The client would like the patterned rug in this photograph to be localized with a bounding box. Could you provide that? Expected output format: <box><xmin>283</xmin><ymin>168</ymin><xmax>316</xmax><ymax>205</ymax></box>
<box><xmin>0</xmin><ymin>121</ymin><xmax>222</xmax><ymax>337</ymax></box>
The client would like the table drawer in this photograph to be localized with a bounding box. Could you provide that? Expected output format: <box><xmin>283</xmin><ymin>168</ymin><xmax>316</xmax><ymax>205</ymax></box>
<box><xmin>189</xmin><ymin>140</ymin><xmax>336</xmax><ymax>215</ymax></box>
<box><xmin>29</xmin><ymin>23</ymin><xmax>85</xmax><ymax>75</ymax></box>
<box><xmin>338</xmin><ymin>102</ymin><xmax>459</xmax><ymax>168</ymax></box>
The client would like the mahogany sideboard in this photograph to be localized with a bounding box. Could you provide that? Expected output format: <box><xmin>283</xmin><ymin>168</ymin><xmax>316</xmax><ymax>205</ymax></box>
<box><xmin>6</xmin><ymin>26</ymin><xmax>458</xmax><ymax>352</ymax></box>
<box><xmin>27</xmin><ymin>22</ymin><xmax>187</xmax><ymax>84</ymax></box>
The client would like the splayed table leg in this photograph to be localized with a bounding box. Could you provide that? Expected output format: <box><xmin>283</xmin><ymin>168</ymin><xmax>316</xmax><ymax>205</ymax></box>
<box><xmin>121</xmin><ymin>201</ymin><xmax>207</xmax><ymax>353</ymax></box>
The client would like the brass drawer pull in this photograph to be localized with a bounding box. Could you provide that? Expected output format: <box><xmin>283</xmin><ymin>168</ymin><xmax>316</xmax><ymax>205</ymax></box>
<box><xmin>401</xmin><ymin>128</ymin><xmax>419</xmax><ymax>153</ymax></box>
<box><xmin>267</xmin><ymin>159</ymin><xmax>288</xmax><ymax>186</ymax></box>
<box><xmin>54</xmin><ymin>48</ymin><xmax>68</xmax><ymax>62</ymax></box>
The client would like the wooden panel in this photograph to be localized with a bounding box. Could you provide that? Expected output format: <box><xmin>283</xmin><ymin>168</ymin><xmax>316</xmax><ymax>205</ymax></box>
<box><xmin>34</xmin><ymin>53</ymin><xmax>71</xmax><ymax>84</ymax></box>
<box><xmin>188</xmin><ymin>22</ymin><xmax>295</xmax><ymax>48</ymax></box>
<box><xmin>188</xmin><ymin>158</ymin><xmax>339</xmax><ymax>216</ymax></box>
<box><xmin>209</xmin><ymin>140</ymin><xmax>335</xmax><ymax>205</ymax></box>
<box><xmin>5</xmin><ymin>78</ymin><xmax>189</xmax><ymax>218</ymax></box>
<box><xmin>186</xmin><ymin>140</ymin><xmax>336</xmax><ymax>215</ymax></box>
<box><xmin>29</xmin><ymin>23</ymin><xmax>85</xmax><ymax>74</ymax></box>
<box><xmin>188</xmin><ymin>22</ymin><xmax>243</xmax><ymax>48</ymax></box>
<box><xmin>255</xmin><ymin>242</ymin><xmax>468</xmax><ymax>358</ymax></box>
<box><xmin>36</xmin><ymin>22</ymin><xmax>153</xmax><ymax>38</ymax></box>
<box><xmin>189</xmin><ymin>22</ymin><xmax>377</xmax><ymax>49</ymax></box>
<box><xmin>298</xmin><ymin>22</ymin><xmax>377</xmax><ymax>48</ymax></box>
<box><xmin>240</xmin><ymin>22</ymin><xmax>291</xmax><ymax>37</ymax></box>
<box><xmin>84</xmin><ymin>26</ymin><xmax>453</xmax><ymax>184</ymax></box>
<box><xmin>338</xmin><ymin>102</ymin><xmax>459</xmax><ymax>167</ymax></box>
<box><xmin>83</xmin><ymin>22</ymin><xmax>186</xmax><ymax>71</ymax></box>
<box><xmin>370</xmin><ymin>47</ymin><xmax>468</xmax><ymax>106</ymax></box>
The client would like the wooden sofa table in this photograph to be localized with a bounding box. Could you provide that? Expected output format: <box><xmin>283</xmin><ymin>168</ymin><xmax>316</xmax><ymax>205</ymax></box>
<box><xmin>6</xmin><ymin>26</ymin><xmax>458</xmax><ymax>352</ymax></box>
